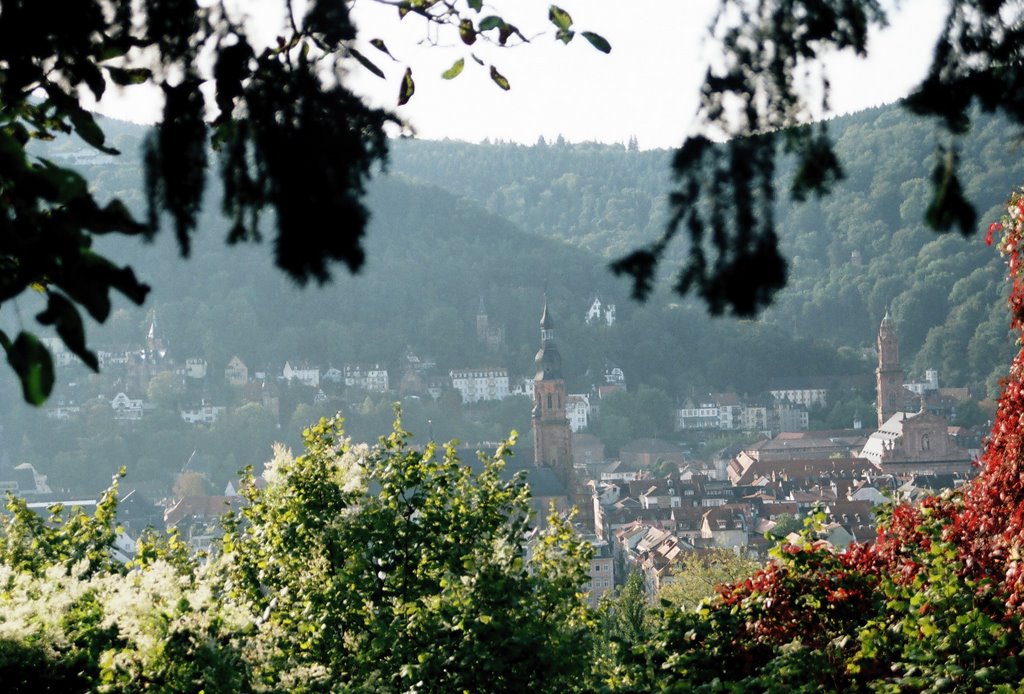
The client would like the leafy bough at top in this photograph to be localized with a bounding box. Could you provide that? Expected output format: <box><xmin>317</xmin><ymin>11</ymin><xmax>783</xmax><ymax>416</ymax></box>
<box><xmin>0</xmin><ymin>0</ymin><xmax>611</xmax><ymax>405</ymax></box>
<box><xmin>612</xmin><ymin>0</ymin><xmax>1014</xmax><ymax>316</ymax></box>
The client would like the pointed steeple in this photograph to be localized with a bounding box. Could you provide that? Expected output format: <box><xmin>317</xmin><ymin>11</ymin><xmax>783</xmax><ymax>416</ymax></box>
<box><xmin>540</xmin><ymin>297</ymin><xmax>555</xmax><ymax>343</ymax></box>
<box><xmin>535</xmin><ymin>298</ymin><xmax>561</xmax><ymax>380</ymax></box>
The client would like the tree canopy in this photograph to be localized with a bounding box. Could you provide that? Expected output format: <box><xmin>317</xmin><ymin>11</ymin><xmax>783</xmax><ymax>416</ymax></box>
<box><xmin>0</xmin><ymin>415</ymin><xmax>595</xmax><ymax>691</ymax></box>
<box><xmin>613</xmin><ymin>1</ymin><xmax>1024</xmax><ymax>317</ymax></box>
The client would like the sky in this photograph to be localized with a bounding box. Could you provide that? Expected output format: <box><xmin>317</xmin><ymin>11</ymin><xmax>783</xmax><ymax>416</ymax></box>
<box><xmin>344</xmin><ymin>0</ymin><xmax>948</xmax><ymax>149</ymax></box>
<box><xmin>94</xmin><ymin>0</ymin><xmax>948</xmax><ymax>151</ymax></box>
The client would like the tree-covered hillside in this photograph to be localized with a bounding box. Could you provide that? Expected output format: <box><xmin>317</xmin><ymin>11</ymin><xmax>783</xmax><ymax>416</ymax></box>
<box><xmin>389</xmin><ymin>104</ymin><xmax>1023</xmax><ymax>393</ymax></box>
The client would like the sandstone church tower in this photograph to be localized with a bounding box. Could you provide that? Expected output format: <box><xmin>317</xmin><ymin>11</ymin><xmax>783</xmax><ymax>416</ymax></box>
<box><xmin>876</xmin><ymin>309</ymin><xmax>904</xmax><ymax>427</ymax></box>
<box><xmin>532</xmin><ymin>299</ymin><xmax>595</xmax><ymax>531</ymax></box>
<box><xmin>533</xmin><ymin>300</ymin><xmax>573</xmax><ymax>473</ymax></box>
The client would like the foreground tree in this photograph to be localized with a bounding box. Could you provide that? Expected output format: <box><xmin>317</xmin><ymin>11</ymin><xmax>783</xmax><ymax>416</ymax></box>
<box><xmin>656</xmin><ymin>547</ymin><xmax>761</xmax><ymax>612</ymax></box>
<box><xmin>0</xmin><ymin>416</ymin><xmax>595</xmax><ymax>691</ymax></box>
<box><xmin>600</xmin><ymin>192</ymin><xmax>1024</xmax><ymax>691</ymax></box>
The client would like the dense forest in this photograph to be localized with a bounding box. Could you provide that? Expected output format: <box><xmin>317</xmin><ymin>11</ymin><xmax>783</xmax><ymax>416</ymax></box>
<box><xmin>390</xmin><ymin>105</ymin><xmax>1024</xmax><ymax>393</ymax></box>
<box><xmin>1</xmin><ymin>102</ymin><xmax>1019</xmax><ymax>496</ymax></box>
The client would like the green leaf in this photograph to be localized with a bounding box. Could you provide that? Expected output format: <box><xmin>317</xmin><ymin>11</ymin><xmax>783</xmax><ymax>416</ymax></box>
<box><xmin>369</xmin><ymin>39</ymin><xmax>396</xmax><ymax>60</ymax></box>
<box><xmin>44</xmin><ymin>85</ymin><xmax>118</xmax><ymax>155</ymax></box>
<box><xmin>468</xmin><ymin>0</ymin><xmax>482</xmax><ymax>10</ymax></box>
<box><xmin>581</xmin><ymin>31</ymin><xmax>611</xmax><ymax>54</ymax></box>
<box><xmin>498</xmin><ymin>23</ymin><xmax>522</xmax><ymax>46</ymax></box>
<box><xmin>478</xmin><ymin>16</ymin><xmax>504</xmax><ymax>32</ymax></box>
<box><xmin>489</xmin><ymin>66</ymin><xmax>510</xmax><ymax>91</ymax></box>
<box><xmin>36</xmin><ymin>292</ymin><xmax>99</xmax><ymax>371</ymax></box>
<box><xmin>398</xmin><ymin>67</ymin><xmax>415</xmax><ymax>105</ymax></box>
<box><xmin>548</xmin><ymin>5</ymin><xmax>573</xmax><ymax>31</ymax></box>
<box><xmin>350</xmin><ymin>48</ymin><xmax>385</xmax><ymax>79</ymax></box>
<box><xmin>106</xmin><ymin>66</ymin><xmax>153</xmax><ymax>86</ymax></box>
<box><xmin>442</xmin><ymin>58</ymin><xmax>465</xmax><ymax>80</ymax></box>
<box><xmin>1</xmin><ymin>331</ymin><xmax>55</xmax><ymax>405</ymax></box>
<box><xmin>459</xmin><ymin>19</ymin><xmax>476</xmax><ymax>46</ymax></box>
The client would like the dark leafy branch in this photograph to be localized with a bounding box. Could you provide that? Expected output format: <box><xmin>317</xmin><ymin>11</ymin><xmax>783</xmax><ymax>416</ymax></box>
<box><xmin>0</xmin><ymin>1</ymin><xmax>609</xmax><ymax>404</ymax></box>
<box><xmin>614</xmin><ymin>0</ymin><xmax>1024</xmax><ymax>316</ymax></box>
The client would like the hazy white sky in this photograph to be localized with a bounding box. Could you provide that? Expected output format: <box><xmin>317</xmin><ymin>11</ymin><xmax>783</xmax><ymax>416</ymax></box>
<box><xmin>344</xmin><ymin>0</ymin><xmax>948</xmax><ymax>149</ymax></box>
<box><xmin>342</xmin><ymin>0</ymin><xmax>942</xmax><ymax>148</ymax></box>
<box><xmin>95</xmin><ymin>0</ymin><xmax>948</xmax><ymax>150</ymax></box>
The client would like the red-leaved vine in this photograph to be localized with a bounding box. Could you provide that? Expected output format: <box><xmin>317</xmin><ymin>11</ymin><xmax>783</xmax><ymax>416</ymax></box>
<box><xmin>646</xmin><ymin>191</ymin><xmax>1024</xmax><ymax>690</ymax></box>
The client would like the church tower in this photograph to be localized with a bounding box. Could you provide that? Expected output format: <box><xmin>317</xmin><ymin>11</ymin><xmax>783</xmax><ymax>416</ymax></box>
<box><xmin>532</xmin><ymin>299</ymin><xmax>594</xmax><ymax>531</ymax></box>
<box><xmin>876</xmin><ymin>309</ymin><xmax>904</xmax><ymax>427</ymax></box>
<box><xmin>533</xmin><ymin>300</ymin><xmax>573</xmax><ymax>474</ymax></box>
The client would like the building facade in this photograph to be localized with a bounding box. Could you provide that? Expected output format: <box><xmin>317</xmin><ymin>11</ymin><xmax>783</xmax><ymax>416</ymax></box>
<box><xmin>450</xmin><ymin>368</ymin><xmax>509</xmax><ymax>403</ymax></box>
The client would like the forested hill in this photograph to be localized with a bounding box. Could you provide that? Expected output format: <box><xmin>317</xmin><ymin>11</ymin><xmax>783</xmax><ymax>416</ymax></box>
<box><xmin>27</xmin><ymin>102</ymin><xmax>1024</xmax><ymax>398</ymax></box>
<box><xmin>74</xmin><ymin>173</ymin><xmax>862</xmax><ymax>399</ymax></box>
<box><xmin>389</xmin><ymin>105</ymin><xmax>1024</xmax><ymax>393</ymax></box>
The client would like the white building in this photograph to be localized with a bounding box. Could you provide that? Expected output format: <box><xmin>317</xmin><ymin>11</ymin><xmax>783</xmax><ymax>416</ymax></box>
<box><xmin>322</xmin><ymin>366</ymin><xmax>344</xmax><ymax>384</ymax></box>
<box><xmin>225</xmin><ymin>356</ymin><xmax>248</xmax><ymax>386</ymax></box>
<box><xmin>185</xmin><ymin>358</ymin><xmax>207</xmax><ymax>379</ymax></box>
<box><xmin>283</xmin><ymin>361</ymin><xmax>320</xmax><ymax>388</ymax></box>
<box><xmin>566</xmin><ymin>394</ymin><xmax>591</xmax><ymax>432</ymax></box>
<box><xmin>180</xmin><ymin>401</ymin><xmax>227</xmax><ymax>425</ymax></box>
<box><xmin>905</xmin><ymin>369</ymin><xmax>940</xmax><ymax>395</ymax></box>
<box><xmin>110</xmin><ymin>392</ymin><xmax>144</xmax><ymax>421</ymax></box>
<box><xmin>450</xmin><ymin>368</ymin><xmax>509</xmax><ymax>403</ymax></box>
<box><xmin>98</xmin><ymin>349</ymin><xmax>131</xmax><ymax>369</ymax></box>
<box><xmin>511</xmin><ymin>378</ymin><xmax>535</xmax><ymax>398</ymax></box>
<box><xmin>344</xmin><ymin>363</ymin><xmax>390</xmax><ymax>392</ymax></box>
<box><xmin>585</xmin><ymin>297</ymin><xmax>616</xmax><ymax>326</ymax></box>
<box><xmin>583</xmin><ymin>539</ymin><xmax>615</xmax><ymax>608</ymax></box>
<box><xmin>604</xmin><ymin>365</ymin><xmax>626</xmax><ymax>386</ymax></box>
<box><xmin>676</xmin><ymin>401</ymin><xmax>721</xmax><ymax>430</ymax></box>
<box><xmin>769</xmin><ymin>386</ymin><xmax>828</xmax><ymax>408</ymax></box>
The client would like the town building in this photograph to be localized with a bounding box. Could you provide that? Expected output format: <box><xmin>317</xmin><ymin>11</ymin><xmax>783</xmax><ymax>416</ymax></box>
<box><xmin>283</xmin><ymin>361</ymin><xmax>320</xmax><ymax>388</ymax></box>
<box><xmin>566</xmin><ymin>393</ymin><xmax>591</xmax><ymax>432</ymax></box>
<box><xmin>180</xmin><ymin>401</ymin><xmax>227</xmax><ymax>425</ymax></box>
<box><xmin>184</xmin><ymin>358</ymin><xmax>207</xmax><ymax>379</ymax></box>
<box><xmin>585</xmin><ymin>296</ymin><xmax>616</xmax><ymax>326</ymax></box>
<box><xmin>344</xmin><ymin>363</ymin><xmax>390</xmax><ymax>392</ymax></box>
<box><xmin>450</xmin><ymin>368</ymin><xmax>509</xmax><ymax>403</ymax></box>
<box><xmin>860</xmin><ymin>411</ymin><xmax>976</xmax><ymax>476</ymax></box>
<box><xmin>769</xmin><ymin>381</ymin><xmax>828</xmax><ymax>408</ymax></box>
<box><xmin>475</xmin><ymin>298</ymin><xmax>506</xmax><ymax>350</ymax></box>
<box><xmin>110</xmin><ymin>392</ymin><xmax>144</xmax><ymax>421</ymax></box>
<box><xmin>225</xmin><ymin>356</ymin><xmax>248</xmax><ymax>386</ymax></box>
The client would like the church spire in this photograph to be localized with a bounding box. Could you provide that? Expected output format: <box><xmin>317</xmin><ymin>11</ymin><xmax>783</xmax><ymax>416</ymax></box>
<box><xmin>540</xmin><ymin>296</ymin><xmax>555</xmax><ymax>343</ymax></box>
<box><xmin>535</xmin><ymin>299</ymin><xmax>561</xmax><ymax>380</ymax></box>
<box><xmin>876</xmin><ymin>308</ymin><xmax>904</xmax><ymax>427</ymax></box>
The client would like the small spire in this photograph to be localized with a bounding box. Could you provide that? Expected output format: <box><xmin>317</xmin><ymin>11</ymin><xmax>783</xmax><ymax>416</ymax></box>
<box><xmin>540</xmin><ymin>300</ymin><xmax>554</xmax><ymax>330</ymax></box>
